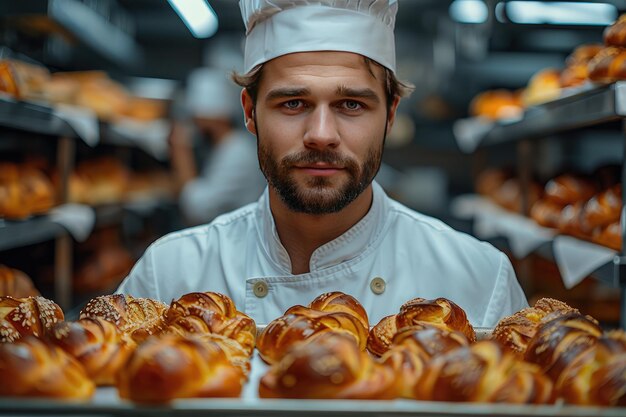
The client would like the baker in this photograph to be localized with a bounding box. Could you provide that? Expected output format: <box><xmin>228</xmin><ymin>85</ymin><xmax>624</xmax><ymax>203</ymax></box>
<box><xmin>117</xmin><ymin>0</ymin><xmax>528</xmax><ymax>326</ymax></box>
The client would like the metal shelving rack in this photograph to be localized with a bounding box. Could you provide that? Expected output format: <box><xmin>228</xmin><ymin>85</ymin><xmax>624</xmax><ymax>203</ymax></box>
<box><xmin>454</xmin><ymin>81</ymin><xmax>626</xmax><ymax>328</ymax></box>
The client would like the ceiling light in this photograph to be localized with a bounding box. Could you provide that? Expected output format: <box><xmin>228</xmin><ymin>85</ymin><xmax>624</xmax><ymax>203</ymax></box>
<box><xmin>497</xmin><ymin>1</ymin><xmax>617</xmax><ymax>26</ymax></box>
<box><xmin>168</xmin><ymin>0</ymin><xmax>219</xmax><ymax>38</ymax></box>
<box><xmin>450</xmin><ymin>0</ymin><xmax>489</xmax><ymax>24</ymax></box>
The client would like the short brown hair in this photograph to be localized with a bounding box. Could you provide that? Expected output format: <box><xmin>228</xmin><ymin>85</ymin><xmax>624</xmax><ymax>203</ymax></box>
<box><xmin>231</xmin><ymin>57</ymin><xmax>413</xmax><ymax>109</ymax></box>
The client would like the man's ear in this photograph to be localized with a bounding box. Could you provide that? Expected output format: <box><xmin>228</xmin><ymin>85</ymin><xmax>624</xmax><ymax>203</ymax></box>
<box><xmin>386</xmin><ymin>95</ymin><xmax>401</xmax><ymax>136</ymax></box>
<box><xmin>241</xmin><ymin>88</ymin><xmax>257</xmax><ymax>135</ymax></box>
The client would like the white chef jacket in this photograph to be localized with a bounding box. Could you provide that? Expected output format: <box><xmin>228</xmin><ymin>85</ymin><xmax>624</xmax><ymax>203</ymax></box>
<box><xmin>117</xmin><ymin>181</ymin><xmax>528</xmax><ymax>327</ymax></box>
<box><xmin>179</xmin><ymin>129</ymin><xmax>266</xmax><ymax>224</ymax></box>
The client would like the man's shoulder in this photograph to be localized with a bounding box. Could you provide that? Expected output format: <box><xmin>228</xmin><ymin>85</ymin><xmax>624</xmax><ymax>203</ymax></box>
<box><xmin>150</xmin><ymin>202</ymin><xmax>259</xmax><ymax>249</ymax></box>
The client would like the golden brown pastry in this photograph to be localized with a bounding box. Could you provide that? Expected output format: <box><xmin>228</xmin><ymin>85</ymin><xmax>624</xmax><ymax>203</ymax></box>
<box><xmin>0</xmin><ymin>59</ymin><xmax>49</xmax><ymax>100</ymax></box>
<box><xmin>47</xmin><ymin>317</ymin><xmax>135</xmax><ymax>386</ymax></box>
<box><xmin>543</xmin><ymin>174</ymin><xmax>596</xmax><ymax>206</ymax></box>
<box><xmin>415</xmin><ymin>340</ymin><xmax>554</xmax><ymax>403</ymax></box>
<box><xmin>469</xmin><ymin>89</ymin><xmax>524</xmax><ymax>120</ymax></box>
<box><xmin>588</xmin><ymin>47</ymin><xmax>626</xmax><ymax>83</ymax></box>
<box><xmin>397</xmin><ymin>297</ymin><xmax>476</xmax><ymax>343</ymax></box>
<box><xmin>521</xmin><ymin>69</ymin><xmax>562</xmax><ymax>106</ymax></box>
<box><xmin>529</xmin><ymin>199</ymin><xmax>563</xmax><ymax>228</ymax></box>
<box><xmin>117</xmin><ymin>333</ymin><xmax>244</xmax><ymax>403</ymax></box>
<box><xmin>492</xmin><ymin>298</ymin><xmax>578</xmax><ymax>357</ymax></box>
<box><xmin>583</xmin><ymin>184</ymin><xmax>621</xmax><ymax>229</ymax></box>
<box><xmin>0</xmin><ymin>163</ymin><xmax>55</xmax><ymax>219</ymax></box>
<box><xmin>592</xmin><ymin>221</ymin><xmax>622</xmax><ymax>251</ymax></box>
<box><xmin>79</xmin><ymin>294</ymin><xmax>167</xmax><ymax>343</ymax></box>
<box><xmin>0</xmin><ymin>295</ymin><xmax>64</xmax><ymax>343</ymax></box>
<box><xmin>367</xmin><ymin>314</ymin><xmax>397</xmax><ymax>356</ymax></box>
<box><xmin>75</xmin><ymin>77</ymin><xmax>129</xmax><ymax>121</ymax></box>
<box><xmin>558</xmin><ymin>202</ymin><xmax>592</xmax><ymax>239</ymax></box>
<box><xmin>379</xmin><ymin>324</ymin><xmax>470</xmax><ymax>398</ymax></box>
<box><xmin>164</xmin><ymin>292</ymin><xmax>256</xmax><ymax>356</ymax></box>
<box><xmin>0</xmin><ymin>336</ymin><xmax>95</xmax><ymax>399</ymax></box>
<box><xmin>259</xmin><ymin>332</ymin><xmax>397</xmax><ymax>399</ymax></box>
<box><xmin>0</xmin><ymin>265</ymin><xmax>40</xmax><ymax>298</ymax></box>
<box><xmin>560</xmin><ymin>44</ymin><xmax>604</xmax><ymax>87</ymax></box>
<box><xmin>257</xmin><ymin>292</ymin><xmax>369</xmax><ymax>364</ymax></box>
<box><xmin>605</xmin><ymin>14</ymin><xmax>626</xmax><ymax>47</ymax></box>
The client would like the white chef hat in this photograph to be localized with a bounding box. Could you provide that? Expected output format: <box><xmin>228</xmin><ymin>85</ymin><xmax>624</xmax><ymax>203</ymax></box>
<box><xmin>239</xmin><ymin>0</ymin><xmax>398</xmax><ymax>73</ymax></box>
<box><xmin>185</xmin><ymin>67</ymin><xmax>239</xmax><ymax>120</ymax></box>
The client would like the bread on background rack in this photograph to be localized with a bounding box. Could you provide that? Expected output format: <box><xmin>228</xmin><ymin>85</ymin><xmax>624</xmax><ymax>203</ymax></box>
<box><xmin>0</xmin><ymin>265</ymin><xmax>40</xmax><ymax>298</ymax></box>
<box><xmin>0</xmin><ymin>162</ymin><xmax>56</xmax><ymax>219</ymax></box>
<box><xmin>0</xmin><ymin>295</ymin><xmax>64</xmax><ymax>343</ymax></box>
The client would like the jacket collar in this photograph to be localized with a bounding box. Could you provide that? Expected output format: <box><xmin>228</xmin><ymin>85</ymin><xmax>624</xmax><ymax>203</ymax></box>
<box><xmin>256</xmin><ymin>181</ymin><xmax>389</xmax><ymax>274</ymax></box>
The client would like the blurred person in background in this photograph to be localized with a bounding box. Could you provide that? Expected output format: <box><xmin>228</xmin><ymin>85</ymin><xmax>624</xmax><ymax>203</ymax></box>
<box><xmin>169</xmin><ymin>67</ymin><xmax>266</xmax><ymax>225</ymax></box>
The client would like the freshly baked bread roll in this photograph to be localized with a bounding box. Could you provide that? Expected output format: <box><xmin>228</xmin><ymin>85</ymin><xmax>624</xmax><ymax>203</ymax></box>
<box><xmin>557</xmin><ymin>330</ymin><xmax>626</xmax><ymax>405</ymax></box>
<box><xmin>0</xmin><ymin>336</ymin><xmax>95</xmax><ymax>399</ymax></box>
<box><xmin>543</xmin><ymin>174</ymin><xmax>596</xmax><ymax>206</ymax></box>
<box><xmin>592</xmin><ymin>221</ymin><xmax>622</xmax><ymax>251</ymax></box>
<box><xmin>117</xmin><ymin>333</ymin><xmax>244</xmax><ymax>403</ymax></box>
<box><xmin>469</xmin><ymin>90</ymin><xmax>524</xmax><ymax>120</ymax></box>
<box><xmin>396</xmin><ymin>297</ymin><xmax>476</xmax><ymax>343</ymax></box>
<box><xmin>257</xmin><ymin>292</ymin><xmax>369</xmax><ymax>364</ymax></box>
<box><xmin>164</xmin><ymin>292</ymin><xmax>256</xmax><ymax>356</ymax></box>
<box><xmin>415</xmin><ymin>340</ymin><xmax>554</xmax><ymax>403</ymax></box>
<box><xmin>604</xmin><ymin>14</ymin><xmax>626</xmax><ymax>47</ymax></box>
<box><xmin>0</xmin><ymin>164</ymin><xmax>55</xmax><ymax>219</ymax></box>
<box><xmin>79</xmin><ymin>294</ymin><xmax>167</xmax><ymax>343</ymax></box>
<box><xmin>492</xmin><ymin>298</ymin><xmax>577</xmax><ymax>356</ymax></box>
<box><xmin>530</xmin><ymin>199</ymin><xmax>563</xmax><ymax>228</ymax></box>
<box><xmin>259</xmin><ymin>332</ymin><xmax>397</xmax><ymax>399</ymax></box>
<box><xmin>583</xmin><ymin>184</ymin><xmax>621</xmax><ymax>229</ymax></box>
<box><xmin>0</xmin><ymin>295</ymin><xmax>64</xmax><ymax>342</ymax></box>
<box><xmin>379</xmin><ymin>324</ymin><xmax>470</xmax><ymax>398</ymax></box>
<box><xmin>367</xmin><ymin>314</ymin><xmax>397</xmax><ymax>356</ymax></box>
<box><xmin>558</xmin><ymin>202</ymin><xmax>592</xmax><ymax>239</ymax></box>
<box><xmin>47</xmin><ymin>317</ymin><xmax>135</xmax><ymax>386</ymax></box>
<box><xmin>0</xmin><ymin>59</ymin><xmax>49</xmax><ymax>100</ymax></box>
<box><xmin>0</xmin><ymin>265</ymin><xmax>40</xmax><ymax>298</ymax></box>
<box><xmin>560</xmin><ymin>44</ymin><xmax>603</xmax><ymax>87</ymax></box>
<box><xmin>588</xmin><ymin>47</ymin><xmax>626</xmax><ymax>83</ymax></box>
<box><xmin>522</xmin><ymin>69</ymin><xmax>562</xmax><ymax>106</ymax></box>
<box><xmin>524</xmin><ymin>312</ymin><xmax>602</xmax><ymax>382</ymax></box>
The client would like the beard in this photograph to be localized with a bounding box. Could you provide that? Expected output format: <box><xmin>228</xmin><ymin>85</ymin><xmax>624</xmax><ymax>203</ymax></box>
<box><xmin>256</xmin><ymin>123</ymin><xmax>385</xmax><ymax>215</ymax></box>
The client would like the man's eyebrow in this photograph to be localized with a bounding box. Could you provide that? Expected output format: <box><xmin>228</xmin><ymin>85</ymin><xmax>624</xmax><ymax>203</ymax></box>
<box><xmin>336</xmin><ymin>86</ymin><xmax>380</xmax><ymax>103</ymax></box>
<box><xmin>265</xmin><ymin>87</ymin><xmax>310</xmax><ymax>101</ymax></box>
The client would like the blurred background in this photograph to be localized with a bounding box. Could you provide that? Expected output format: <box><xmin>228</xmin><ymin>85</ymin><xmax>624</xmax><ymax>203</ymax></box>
<box><xmin>1</xmin><ymin>0</ymin><xmax>625</xmax><ymax>326</ymax></box>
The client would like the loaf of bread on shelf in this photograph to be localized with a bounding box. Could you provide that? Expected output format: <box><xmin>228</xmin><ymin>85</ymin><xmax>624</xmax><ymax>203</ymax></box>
<box><xmin>47</xmin><ymin>317</ymin><xmax>136</xmax><ymax>386</ymax></box>
<box><xmin>560</xmin><ymin>44</ymin><xmax>604</xmax><ymax>87</ymax></box>
<box><xmin>259</xmin><ymin>332</ymin><xmax>397</xmax><ymax>399</ymax></box>
<box><xmin>117</xmin><ymin>333</ymin><xmax>245</xmax><ymax>403</ymax></box>
<box><xmin>521</xmin><ymin>68</ymin><xmax>562</xmax><ymax>106</ymax></box>
<box><xmin>73</xmin><ymin>157</ymin><xmax>129</xmax><ymax>205</ymax></box>
<box><xmin>79</xmin><ymin>294</ymin><xmax>167</xmax><ymax>343</ymax></box>
<box><xmin>604</xmin><ymin>14</ymin><xmax>626</xmax><ymax>48</ymax></box>
<box><xmin>0</xmin><ymin>265</ymin><xmax>40</xmax><ymax>298</ymax></box>
<box><xmin>492</xmin><ymin>298</ymin><xmax>578</xmax><ymax>357</ymax></box>
<box><xmin>543</xmin><ymin>174</ymin><xmax>597</xmax><ymax>206</ymax></box>
<box><xmin>583</xmin><ymin>184</ymin><xmax>621</xmax><ymax>229</ymax></box>
<box><xmin>74</xmin><ymin>77</ymin><xmax>129</xmax><ymax>121</ymax></box>
<box><xmin>0</xmin><ymin>295</ymin><xmax>64</xmax><ymax>343</ymax></box>
<box><xmin>256</xmin><ymin>292</ymin><xmax>369</xmax><ymax>364</ymax></box>
<box><xmin>529</xmin><ymin>199</ymin><xmax>564</xmax><ymax>228</ymax></box>
<box><xmin>164</xmin><ymin>291</ymin><xmax>256</xmax><ymax>356</ymax></box>
<box><xmin>0</xmin><ymin>336</ymin><xmax>95</xmax><ymax>399</ymax></box>
<box><xmin>557</xmin><ymin>201</ymin><xmax>593</xmax><ymax>239</ymax></box>
<box><xmin>415</xmin><ymin>340</ymin><xmax>554</xmax><ymax>403</ymax></box>
<box><xmin>0</xmin><ymin>59</ymin><xmax>50</xmax><ymax>100</ymax></box>
<box><xmin>0</xmin><ymin>163</ymin><xmax>55</xmax><ymax>219</ymax></box>
<box><xmin>491</xmin><ymin>177</ymin><xmax>542</xmax><ymax>213</ymax></box>
<box><xmin>73</xmin><ymin>245</ymin><xmax>135</xmax><ymax>294</ymax></box>
<box><xmin>122</xmin><ymin>97</ymin><xmax>168</xmax><ymax>121</ymax></box>
<box><xmin>591</xmin><ymin>221</ymin><xmax>621</xmax><ymax>251</ymax></box>
<box><xmin>588</xmin><ymin>47</ymin><xmax>626</xmax><ymax>83</ymax></box>
<box><xmin>469</xmin><ymin>89</ymin><xmax>524</xmax><ymax>120</ymax></box>
<box><xmin>379</xmin><ymin>324</ymin><xmax>470</xmax><ymax>398</ymax></box>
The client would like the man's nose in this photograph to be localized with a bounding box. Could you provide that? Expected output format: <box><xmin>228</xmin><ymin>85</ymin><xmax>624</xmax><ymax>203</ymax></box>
<box><xmin>303</xmin><ymin>106</ymin><xmax>340</xmax><ymax>149</ymax></box>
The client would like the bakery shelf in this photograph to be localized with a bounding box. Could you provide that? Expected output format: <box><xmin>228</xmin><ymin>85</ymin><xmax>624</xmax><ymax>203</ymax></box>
<box><xmin>0</xmin><ymin>216</ymin><xmax>66</xmax><ymax>251</ymax></box>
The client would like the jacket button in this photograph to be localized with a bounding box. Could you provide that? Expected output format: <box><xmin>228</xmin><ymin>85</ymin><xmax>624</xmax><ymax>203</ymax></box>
<box><xmin>370</xmin><ymin>277</ymin><xmax>386</xmax><ymax>295</ymax></box>
<box><xmin>253</xmin><ymin>281</ymin><xmax>268</xmax><ymax>298</ymax></box>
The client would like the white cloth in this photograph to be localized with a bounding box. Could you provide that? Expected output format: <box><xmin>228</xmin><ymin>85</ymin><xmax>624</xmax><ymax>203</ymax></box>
<box><xmin>240</xmin><ymin>0</ymin><xmax>397</xmax><ymax>72</ymax></box>
<box><xmin>179</xmin><ymin>129</ymin><xmax>266</xmax><ymax>224</ymax></box>
<box><xmin>117</xmin><ymin>182</ymin><xmax>528</xmax><ymax>327</ymax></box>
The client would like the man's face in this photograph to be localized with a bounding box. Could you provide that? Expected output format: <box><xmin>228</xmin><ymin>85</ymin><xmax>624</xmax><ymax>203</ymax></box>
<box><xmin>242</xmin><ymin>52</ymin><xmax>399</xmax><ymax>214</ymax></box>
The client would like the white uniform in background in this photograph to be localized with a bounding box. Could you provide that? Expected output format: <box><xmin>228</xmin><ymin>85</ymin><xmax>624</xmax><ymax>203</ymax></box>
<box><xmin>179</xmin><ymin>129</ymin><xmax>265</xmax><ymax>225</ymax></box>
<box><xmin>117</xmin><ymin>181</ymin><xmax>528</xmax><ymax>326</ymax></box>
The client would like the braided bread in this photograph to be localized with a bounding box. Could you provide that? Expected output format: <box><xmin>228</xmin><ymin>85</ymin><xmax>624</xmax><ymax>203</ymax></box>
<box><xmin>492</xmin><ymin>298</ymin><xmax>578</xmax><ymax>357</ymax></box>
<box><xmin>592</xmin><ymin>221</ymin><xmax>621</xmax><ymax>251</ymax></box>
<box><xmin>367</xmin><ymin>314</ymin><xmax>397</xmax><ymax>357</ymax></box>
<box><xmin>164</xmin><ymin>292</ymin><xmax>256</xmax><ymax>356</ymax></box>
<box><xmin>416</xmin><ymin>340</ymin><xmax>554</xmax><ymax>403</ymax></box>
<box><xmin>380</xmin><ymin>324</ymin><xmax>469</xmax><ymax>398</ymax></box>
<box><xmin>397</xmin><ymin>297</ymin><xmax>476</xmax><ymax>342</ymax></box>
<box><xmin>257</xmin><ymin>292</ymin><xmax>369</xmax><ymax>364</ymax></box>
<box><xmin>604</xmin><ymin>14</ymin><xmax>626</xmax><ymax>47</ymax></box>
<box><xmin>79</xmin><ymin>294</ymin><xmax>167</xmax><ymax>342</ymax></box>
<box><xmin>47</xmin><ymin>317</ymin><xmax>135</xmax><ymax>386</ymax></box>
<box><xmin>530</xmin><ymin>199</ymin><xmax>564</xmax><ymax>228</ymax></box>
<box><xmin>0</xmin><ymin>296</ymin><xmax>64</xmax><ymax>342</ymax></box>
<box><xmin>543</xmin><ymin>174</ymin><xmax>596</xmax><ymax>206</ymax></box>
<box><xmin>259</xmin><ymin>332</ymin><xmax>397</xmax><ymax>399</ymax></box>
<box><xmin>117</xmin><ymin>333</ymin><xmax>244</xmax><ymax>403</ymax></box>
<box><xmin>588</xmin><ymin>47</ymin><xmax>626</xmax><ymax>83</ymax></box>
<box><xmin>0</xmin><ymin>336</ymin><xmax>95</xmax><ymax>399</ymax></box>
<box><xmin>0</xmin><ymin>265</ymin><xmax>40</xmax><ymax>298</ymax></box>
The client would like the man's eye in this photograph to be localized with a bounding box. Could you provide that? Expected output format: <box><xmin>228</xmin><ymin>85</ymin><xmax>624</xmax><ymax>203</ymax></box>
<box><xmin>343</xmin><ymin>100</ymin><xmax>362</xmax><ymax>111</ymax></box>
<box><xmin>284</xmin><ymin>100</ymin><xmax>302</xmax><ymax>109</ymax></box>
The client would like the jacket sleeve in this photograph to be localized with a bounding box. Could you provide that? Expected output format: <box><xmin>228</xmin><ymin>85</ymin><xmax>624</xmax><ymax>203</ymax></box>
<box><xmin>481</xmin><ymin>252</ymin><xmax>529</xmax><ymax>327</ymax></box>
<box><xmin>115</xmin><ymin>245</ymin><xmax>160</xmax><ymax>300</ymax></box>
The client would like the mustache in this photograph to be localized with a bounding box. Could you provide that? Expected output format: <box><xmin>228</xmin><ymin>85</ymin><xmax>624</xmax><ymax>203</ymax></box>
<box><xmin>282</xmin><ymin>150</ymin><xmax>353</xmax><ymax>167</ymax></box>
